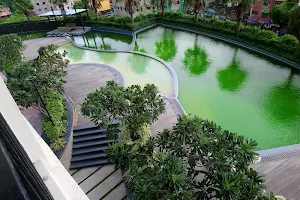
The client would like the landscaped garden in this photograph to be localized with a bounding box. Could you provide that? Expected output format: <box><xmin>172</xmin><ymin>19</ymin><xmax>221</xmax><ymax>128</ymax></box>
<box><xmin>1</xmin><ymin>0</ymin><xmax>300</xmax><ymax>197</ymax></box>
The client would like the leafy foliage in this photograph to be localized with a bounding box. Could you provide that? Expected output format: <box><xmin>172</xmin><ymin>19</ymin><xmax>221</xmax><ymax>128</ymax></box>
<box><xmin>81</xmin><ymin>81</ymin><xmax>165</xmax><ymax>141</ymax></box>
<box><xmin>0</xmin><ymin>34</ymin><xmax>25</xmax><ymax>73</ymax></box>
<box><xmin>42</xmin><ymin>91</ymin><xmax>68</xmax><ymax>152</ymax></box>
<box><xmin>0</xmin><ymin>0</ymin><xmax>33</xmax><ymax>15</ymax></box>
<box><xmin>155</xmin><ymin>29</ymin><xmax>177</xmax><ymax>62</ymax></box>
<box><xmin>6</xmin><ymin>45</ymin><xmax>69</xmax><ymax>109</ymax></box>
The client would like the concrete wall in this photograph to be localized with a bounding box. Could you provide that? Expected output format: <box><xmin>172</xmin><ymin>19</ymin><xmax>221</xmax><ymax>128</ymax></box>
<box><xmin>0</xmin><ymin>77</ymin><xmax>89</xmax><ymax>200</ymax></box>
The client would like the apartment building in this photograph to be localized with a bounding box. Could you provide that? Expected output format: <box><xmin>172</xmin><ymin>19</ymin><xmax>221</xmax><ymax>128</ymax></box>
<box><xmin>31</xmin><ymin>0</ymin><xmax>74</xmax><ymax>15</ymax></box>
<box><xmin>111</xmin><ymin>0</ymin><xmax>181</xmax><ymax>17</ymax></box>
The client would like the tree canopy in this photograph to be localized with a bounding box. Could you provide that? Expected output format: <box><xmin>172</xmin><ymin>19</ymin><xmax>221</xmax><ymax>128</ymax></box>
<box><xmin>6</xmin><ymin>45</ymin><xmax>69</xmax><ymax>110</ymax></box>
<box><xmin>0</xmin><ymin>0</ymin><xmax>33</xmax><ymax>14</ymax></box>
<box><xmin>0</xmin><ymin>34</ymin><xmax>25</xmax><ymax>73</ymax></box>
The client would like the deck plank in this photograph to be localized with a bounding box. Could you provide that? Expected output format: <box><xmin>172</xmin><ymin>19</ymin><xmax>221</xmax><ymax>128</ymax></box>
<box><xmin>102</xmin><ymin>182</ymin><xmax>127</xmax><ymax>200</ymax></box>
<box><xmin>72</xmin><ymin>166</ymin><xmax>100</xmax><ymax>184</ymax></box>
<box><xmin>79</xmin><ymin>164</ymin><xmax>116</xmax><ymax>193</ymax></box>
<box><xmin>87</xmin><ymin>169</ymin><xmax>123</xmax><ymax>200</ymax></box>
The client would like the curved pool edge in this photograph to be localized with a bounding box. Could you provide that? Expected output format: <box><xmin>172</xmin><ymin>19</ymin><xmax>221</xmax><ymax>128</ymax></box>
<box><xmin>65</xmin><ymin>37</ymin><xmax>179</xmax><ymax>98</ymax></box>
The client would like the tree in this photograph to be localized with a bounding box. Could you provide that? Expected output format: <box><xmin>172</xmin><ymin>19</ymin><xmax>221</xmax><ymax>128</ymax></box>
<box><xmin>156</xmin><ymin>115</ymin><xmax>264</xmax><ymax>199</ymax></box>
<box><xmin>0</xmin><ymin>34</ymin><xmax>25</xmax><ymax>73</ymax></box>
<box><xmin>270</xmin><ymin>0</ymin><xmax>298</xmax><ymax>33</ymax></box>
<box><xmin>81</xmin><ymin>81</ymin><xmax>165</xmax><ymax>141</ymax></box>
<box><xmin>160</xmin><ymin>0</ymin><xmax>172</xmax><ymax>16</ymax></box>
<box><xmin>155</xmin><ymin>29</ymin><xmax>177</xmax><ymax>62</ymax></box>
<box><xmin>229</xmin><ymin>0</ymin><xmax>259</xmax><ymax>33</ymax></box>
<box><xmin>0</xmin><ymin>0</ymin><xmax>33</xmax><ymax>16</ymax></box>
<box><xmin>183</xmin><ymin>36</ymin><xmax>211</xmax><ymax>76</ymax></box>
<box><xmin>6</xmin><ymin>45</ymin><xmax>69</xmax><ymax>111</ymax></box>
<box><xmin>184</xmin><ymin>0</ymin><xmax>207</xmax><ymax>21</ymax></box>
<box><xmin>288</xmin><ymin>5</ymin><xmax>300</xmax><ymax>53</ymax></box>
<box><xmin>51</xmin><ymin>0</ymin><xmax>67</xmax><ymax>10</ymax></box>
<box><xmin>122</xmin><ymin>0</ymin><xmax>139</xmax><ymax>23</ymax></box>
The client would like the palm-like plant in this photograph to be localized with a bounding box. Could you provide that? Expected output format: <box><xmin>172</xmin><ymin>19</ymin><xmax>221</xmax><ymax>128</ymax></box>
<box><xmin>123</xmin><ymin>0</ymin><xmax>139</xmax><ymax>23</ymax></box>
<box><xmin>184</xmin><ymin>0</ymin><xmax>207</xmax><ymax>21</ymax></box>
<box><xmin>51</xmin><ymin>0</ymin><xmax>67</xmax><ymax>10</ymax></box>
<box><xmin>89</xmin><ymin>0</ymin><xmax>102</xmax><ymax>17</ymax></box>
<box><xmin>160</xmin><ymin>0</ymin><xmax>172</xmax><ymax>16</ymax></box>
<box><xmin>155</xmin><ymin>29</ymin><xmax>177</xmax><ymax>62</ymax></box>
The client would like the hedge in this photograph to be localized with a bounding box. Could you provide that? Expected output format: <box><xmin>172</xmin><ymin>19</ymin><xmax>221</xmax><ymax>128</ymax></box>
<box><xmin>78</xmin><ymin>12</ymin><xmax>299</xmax><ymax>64</ymax></box>
<box><xmin>0</xmin><ymin>14</ymin><xmax>47</xmax><ymax>25</ymax></box>
<box><xmin>42</xmin><ymin>91</ymin><xmax>68</xmax><ymax>152</ymax></box>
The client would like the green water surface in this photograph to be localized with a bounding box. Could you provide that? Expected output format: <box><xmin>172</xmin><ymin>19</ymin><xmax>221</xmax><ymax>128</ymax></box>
<box><xmin>135</xmin><ymin>27</ymin><xmax>300</xmax><ymax>150</ymax></box>
<box><xmin>59</xmin><ymin>43</ymin><xmax>173</xmax><ymax>96</ymax></box>
<box><xmin>73</xmin><ymin>31</ymin><xmax>132</xmax><ymax>50</ymax></box>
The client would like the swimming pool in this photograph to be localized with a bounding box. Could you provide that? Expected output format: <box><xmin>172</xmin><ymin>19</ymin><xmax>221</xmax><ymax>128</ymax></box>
<box><xmin>60</xmin><ymin>27</ymin><xmax>300</xmax><ymax>150</ymax></box>
<box><xmin>72</xmin><ymin>31</ymin><xmax>132</xmax><ymax>50</ymax></box>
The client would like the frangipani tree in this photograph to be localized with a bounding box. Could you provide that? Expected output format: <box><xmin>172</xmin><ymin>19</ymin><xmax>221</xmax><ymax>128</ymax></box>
<box><xmin>0</xmin><ymin>0</ymin><xmax>33</xmax><ymax>16</ymax></box>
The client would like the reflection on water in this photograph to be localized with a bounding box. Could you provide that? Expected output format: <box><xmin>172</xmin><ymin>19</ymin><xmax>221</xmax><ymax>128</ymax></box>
<box><xmin>130</xmin><ymin>43</ymin><xmax>149</xmax><ymax>74</ymax></box>
<box><xmin>217</xmin><ymin>49</ymin><xmax>248</xmax><ymax>92</ymax></box>
<box><xmin>155</xmin><ymin>29</ymin><xmax>177</xmax><ymax>62</ymax></box>
<box><xmin>135</xmin><ymin>26</ymin><xmax>300</xmax><ymax>149</ymax></box>
<box><xmin>73</xmin><ymin>31</ymin><xmax>132</xmax><ymax>50</ymax></box>
<box><xmin>264</xmin><ymin>71</ymin><xmax>300</xmax><ymax>123</ymax></box>
<box><xmin>182</xmin><ymin>36</ymin><xmax>211</xmax><ymax>76</ymax></box>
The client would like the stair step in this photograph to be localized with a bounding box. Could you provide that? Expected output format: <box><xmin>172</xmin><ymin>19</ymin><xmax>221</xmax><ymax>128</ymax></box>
<box><xmin>73</xmin><ymin>120</ymin><xmax>120</xmax><ymax>132</ymax></box>
<box><xmin>73</xmin><ymin>132</ymin><xmax>107</xmax><ymax>142</ymax></box>
<box><xmin>73</xmin><ymin>139</ymin><xmax>113</xmax><ymax>149</ymax></box>
<box><xmin>73</xmin><ymin>128</ymin><xmax>107</xmax><ymax>137</ymax></box>
<box><xmin>70</xmin><ymin>158</ymin><xmax>110</xmax><ymax>169</ymax></box>
<box><xmin>71</xmin><ymin>152</ymin><xmax>107</xmax><ymax>162</ymax></box>
<box><xmin>72</xmin><ymin>145</ymin><xmax>109</xmax><ymax>155</ymax></box>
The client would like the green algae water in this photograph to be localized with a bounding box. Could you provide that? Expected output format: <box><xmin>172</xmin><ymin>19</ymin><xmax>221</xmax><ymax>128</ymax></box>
<box><xmin>135</xmin><ymin>27</ymin><xmax>300</xmax><ymax>150</ymax></box>
<box><xmin>73</xmin><ymin>31</ymin><xmax>132</xmax><ymax>50</ymax></box>
<box><xmin>59</xmin><ymin>43</ymin><xmax>173</xmax><ymax>96</ymax></box>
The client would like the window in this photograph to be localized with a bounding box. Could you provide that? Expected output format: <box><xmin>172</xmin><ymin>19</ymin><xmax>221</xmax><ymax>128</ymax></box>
<box><xmin>147</xmin><ymin>6</ymin><xmax>150</xmax><ymax>10</ymax></box>
<box><xmin>137</xmin><ymin>8</ymin><xmax>139</xmax><ymax>11</ymax></box>
<box><xmin>36</xmin><ymin>3</ymin><xmax>39</xmax><ymax>5</ymax></box>
<box><xmin>39</xmin><ymin>9</ymin><xmax>42</xmax><ymax>11</ymax></box>
<box><xmin>252</xmin><ymin>11</ymin><xmax>258</xmax><ymax>15</ymax></box>
<box><xmin>43</xmin><ymin>2</ymin><xmax>45</xmax><ymax>4</ymax></box>
<box><xmin>176</xmin><ymin>1</ymin><xmax>180</xmax><ymax>4</ymax></box>
<box><xmin>261</xmin><ymin>12</ymin><xmax>269</xmax><ymax>18</ymax></box>
<box><xmin>45</xmin><ymin>7</ymin><xmax>48</xmax><ymax>10</ymax></box>
<box><xmin>67</xmin><ymin>6</ymin><xmax>70</xmax><ymax>9</ymax></box>
<box><xmin>120</xmin><ymin>7</ymin><xmax>122</xmax><ymax>10</ymax></box>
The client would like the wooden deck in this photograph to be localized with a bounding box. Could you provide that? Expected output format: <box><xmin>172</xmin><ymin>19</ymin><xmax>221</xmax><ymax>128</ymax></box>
<box><xmin>252</xmin><ymin>155</ymin><xmax>300</xmax><ymax>199</ymax></box>
<box><xmin>69</xmin><ymin>165</ymin><xmax>127</xmax><ymax>200</ymax></box>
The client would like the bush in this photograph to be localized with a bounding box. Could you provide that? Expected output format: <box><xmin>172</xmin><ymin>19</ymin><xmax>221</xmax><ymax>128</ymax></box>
<box><xmin>0</xmin><ymin>14</ymin><xmax>46</xmax><ymax>25</ymax></box>
<box><xmin>255</xmin><ymin>30</ymin><xmax>277</xmax><ymax>44</ymax></box>
<box><xmin>42</xmin><ymin>91</ymin><xmax>68</xmax><ymax>152</ymax></box>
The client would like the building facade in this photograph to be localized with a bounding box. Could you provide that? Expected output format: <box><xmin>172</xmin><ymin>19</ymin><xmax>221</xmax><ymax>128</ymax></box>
<box><xmin>111</xmin><ymin>0</ymin><xmax>181</xmax><ymax>17</ymax></box>
<box><xmin>31</xmin><ymin>0</ymin><xmax>74</xmax><ymax>15</ymax></box>
<box><xmin>250</xmin><ymin>0</ymin><xmax>284</xmax><ymax>23</ymax></box>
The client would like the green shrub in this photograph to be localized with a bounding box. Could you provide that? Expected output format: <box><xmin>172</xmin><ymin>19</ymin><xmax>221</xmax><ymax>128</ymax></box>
<box><xmin>255</xmin><ymin>30</ymin><xmax>277</xmax><ymax>44</ymax></box>
<box><xmin>0</xmin><ymin>14</ymin><xmax>46</xmax><ymax>25</ymax></box>
<box><xmin>42</xmin><ymin>91</ymin><xmax>68</xmax><ymax>152</ymax></box>
<box><xmin>239</xmin><ymin>26</ymin><xmax>261</xmax><ymax>41</ymax></box>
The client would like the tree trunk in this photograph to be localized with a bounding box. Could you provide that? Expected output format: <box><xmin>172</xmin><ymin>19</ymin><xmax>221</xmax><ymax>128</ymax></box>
<box><xmin>236</xmin><ymin>4</ymin><xmax>243</xmax><ymax>34</ymax></box>
<box><xmin>161</xmin><ymin>0</ymin><xmax>165</xmax><ymax>16</ymax></box>
<box><xmin>194</xmin><ymin>0</ymin><xmax>200</xmax><ymax>22</ymax></box>
<box><xmin>130</xmin><ymin>13</ymin><xmax>133</xmax><ymax>24</ymax></box>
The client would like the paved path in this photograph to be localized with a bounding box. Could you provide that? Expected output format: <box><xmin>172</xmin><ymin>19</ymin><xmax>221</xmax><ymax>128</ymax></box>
<box><xmin>23</xmin><ymin>37</ymin><xmax>69</xmax><ymax>60</ymax></box>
